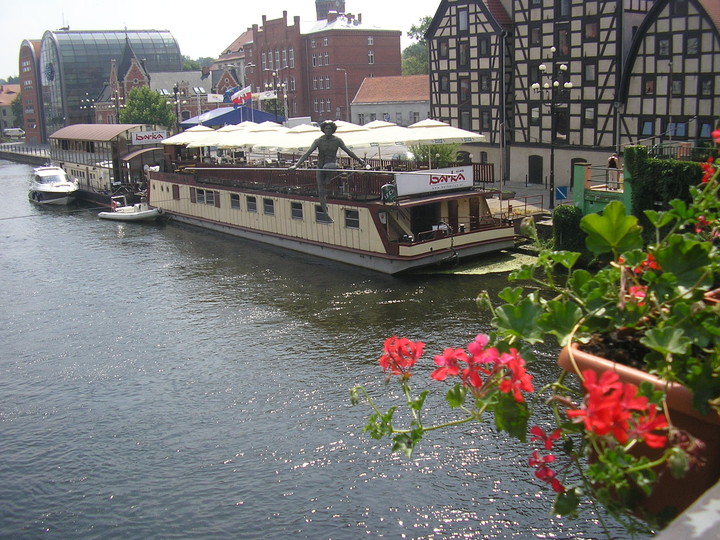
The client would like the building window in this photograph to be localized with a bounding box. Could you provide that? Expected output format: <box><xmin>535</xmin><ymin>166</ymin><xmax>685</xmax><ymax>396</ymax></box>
<box><xmin>323</xmin><ymin>38</ymin><xmax>328</xmax><ymax>46</ymax></box>
<box><xmin>314</xmin><ymin>99</ymin><xmax>319</xmax><ymax>112</ymax></box>
<box><xmin>246</xmin><ymin>195</ymin><xmax>257</xmax><ymax>212</ymax></box>
<box><xmin>671</xmin><ymin>77</ymin><xmax>683</xmax><ymax>96</ymax></box>
<box><xmin>312</xmin><ymin>54</ymin><xmax>317</xmax><ymax>67</ymax></box>
<box><xmin>460</xmin><ymin>111</ymin><xmax>471</xmax><ymax>131</ymax></box>
<box><xmin>658</xmin><ymin>36</ymin><xmax>671</xmax><ymax>57</ymax></box>
<box><xmin>411</xmin><ymin>111</ymin><xmax>420</xmax><ymax>123</ymax></box>
<box><xmin>345</xmin><ymin>209</ymin><xmax>360</xmax><ymax>229</ymax></box>
<box><xmin>640</xmin><ymin>118</ymin><xmax>654</xmax><ymax>137</ymax></box>
<box><xmin>480</xmin><ymin>110</ymin><xmax>491</xmax><ymax>130</ymax></box>
<box><xmin>289</xmin><ymin>48</ymin><xmax>295</xmax><ymax>68</ymax></box>
<box><xmin>686</xmin><ymin>35</ymin><xmax>699</xmax><ymax>56</ymax></box>
<box><xmin>367</xmin><ymin>36</ymin><xmax>374</xmax><ymax>46</ymax></box>
<box><xmin>291</xmin><ymin>202</ymin><xmax>303</xmax><ymax>220</ymax></box>
<box><xmin>261</xmin><ymin>52</ymin><xmax>267</xmax><ymax>70</ymax></box>
<box><xmin>313</xmin><ymin>77</ymin><xmax>317</xmax><ymax>90</ymax></box>
<box><xmin>583</xmin><ymin>106</ymin><xmax>595</xmax><ymax>128</ymax></box>
<box><xmin>584</xmin><ymin>62</ymin><xmax>597</xmax><ymax>83</ymax></box>
<box><xmin>699</xmin><ymin>75</ymin><xmax>713</xmax><ymax>96</ymax></box>
<box><xmin>459</xmin><ymin>77</ymin><xmax>470</xmax><ymax>102</ymax></box>
<box><xmin>439</xmin><ymin>40</ymin><xmax>449</xmax><ymax>58</ymax></box>
<box><xmin>358</xmin><ymin>113</ymin><xmax>365</xmax><ymax>124</ymax></box>
<box><xmin>458</xmin><ymin>9</ymin><xmax>469</xmax><ymax>32</ymax></box>
<box><xmin>396</xmin><ymin>112</ymin><xmax>403</xmax><ymax>124</ymax></box>
<box><xmin>230</xmin><ymin>193</ymin><xmax>241</xmax><ymax>209</ymax></box>
<box><xmin>311</xmin><ymin>40</ymin><xmax>316</xmax><ymax>48</ymax></box>
<box><xmin>319</xmin><ymin>77</ymin><xmax>323</xmax><ymax>89</ymax></box>
<box><xmin>282</xmin><ymin>49</ymin><xmax>287</xmax><ymax>67</ymax></box>
<box><xmin>263</xmin><ymin>198</ymin><xmax>274</xmax><ymax>215</ymax></box>
<box><xmin>324</xmin><ymin>52</ymin><xmax>329</xmax><ymax>64</ymax></box>
<box><xmin>671</xmin><ymin>0</ymin><xmax>688</xmax><ymax>16</ymax></box>
<box><xmin>643</xmin><ymin>76</ymin><xmax>655</xmax><ymax>95</ymax></box>
<box><xmin>480</xmin><ymin>73</ymin><xmax>491</xmax><ymax>92</ymax></box>
<box><xmin>459</xmin><ymin>41</ymin><xmax>470</xmax><ymax>68</ymax></box>
<box><xmin>530</xmin><ymin>24</ymin><xmax>541</xmax><ymax>46</ymax></box>
<box><xmin>479</xmin><ymin>37</ymin><xmax>489</xmax><ymax>57</ymax></box>
<box><xmin>325</xmin><ymin>76</ymin><xmax>330</xmax><ymax>89</ymax></box>
<box><xmin>440</xmin><ymin>74</ymin><xmax>450</xmax><ymax>92</ymax></box>
<box><xmin>172</xmin><ymin>185</ymin><xmax>180</xmax><ymax>200</ymax></box>
<box><xmin>530</xmin><ymin>106</ymin><xmax>540</xmax><ymax>125</ymax></box>
<box><xmin>585</xmin><ymin>20</ymin><xmax>598</xmax><ymax>41</ymax></box>
<box><xmin>556</xmin><ymin>0</ymin><xmax>570</xmax><ymax>18</ymax></box>
<box><xmin>368</xmin><ymin>50</ymin><xmax>375</xmax><ymax>64</ymax></box>
<box><xmin>557</xmin><ymin>27</ymin><xmax>570</xmax><ymax>57</ymax></box>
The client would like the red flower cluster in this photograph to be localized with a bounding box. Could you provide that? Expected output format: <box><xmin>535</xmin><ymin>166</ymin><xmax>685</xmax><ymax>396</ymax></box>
<box><xmin>529</xmin><ymin>449</ymin><xmax>565</xmax><ymax>493</ymax></box>
<box><xmin>431</xmin><ymin>334</ymin><xmax>534</xmax><ymax>403</ymax></box>
<box><xmin>379</xmin><ymin>336</ymin><xmax>424</xmax><ymax>378</ymax></box>
<box><xmin>712</xmin><ymin>129</ymin><xmax>720</xmax><ymax>144</ymax></box>
<box><xmin>701</xmin><ymin>157</ymin><xmax>716</xmax><ymax>184</ymax></box>
<box><xmin>566</xmin><ymin>370</ymin><xmax>669</xmax><ymax>449</ymax></box>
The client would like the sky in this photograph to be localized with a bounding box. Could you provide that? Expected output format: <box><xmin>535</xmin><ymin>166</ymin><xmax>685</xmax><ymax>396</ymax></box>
<box><xmin>0</xmin><ymin>0</ymin><xmax>442</xmax><ymax>79</ymax></box>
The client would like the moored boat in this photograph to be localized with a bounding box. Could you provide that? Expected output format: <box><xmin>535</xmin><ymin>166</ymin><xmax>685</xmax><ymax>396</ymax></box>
<box><xmin>98</xmin><ymin>197</ymin><xmax>163</xmax><ymax>222</ymax></box>
<box><xmin>28</xmin><ymin>166</ymin><xmax>79</xmax><ymax>205</ymax></box>
<box><xmin>147</xmin><ymin>162</ymin><xmax>517</xmax><ymax>274</ymax></box>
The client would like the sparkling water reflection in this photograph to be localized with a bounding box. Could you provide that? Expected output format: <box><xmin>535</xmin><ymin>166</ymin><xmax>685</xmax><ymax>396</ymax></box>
<box><xmin>0</xmin><ymin>160</ymin><xmax>634</xmax><ymax>539</ymax></box>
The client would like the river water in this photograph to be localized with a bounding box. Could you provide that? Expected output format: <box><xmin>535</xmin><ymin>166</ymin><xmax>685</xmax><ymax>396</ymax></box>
<box><xmin>0</xmin><ymin>160</ymin><xmax>627</xmax><ymax>539</ymax></box>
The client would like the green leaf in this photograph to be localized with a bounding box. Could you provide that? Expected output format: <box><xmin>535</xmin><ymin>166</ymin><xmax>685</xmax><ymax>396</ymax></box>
<box><xmin>538</xmin><ymin>300</ymin><xmax>584</xmax><ymax>347</ymax></box>
<box><xmin>580</xmin><ymin>201</ymin><xmax>643</xmax><ymax>256</ymax></box>
<box><xmin>493</xmin><ymin>392</ymin><xmax>530</xmax><ymax>441</ymax></box>
<box><xmin>493</xmin><ymin>297</ymin><xmax>545</xmax><ymax>343</ymax></box>
<box><xmin>553</xmin><ymin>488</ymin><xmax>580</xmax><ymax>516</ymax></box>
<box><xmin>409</xmin><ymin>390</ymin><xmax>429</xmax><ymax>412</ymax></box>
<box><xmin>446</xmin><ymin>384</ymin><xmax>467</xmax><ymax>408</ymax></box>
<box><xmin>654</xmin><ymin>235</ymin><xmax>713</xmax><ymax>290</ymax></box>
<box><xmin>547</xmin><ymin>250</ymin><xmax>581</xmax><ymax>270</ymax></box>
<box><xmin>640</xmin><ymin>327</ymin><xmax>692</xmax><ymax>356</ymax></box>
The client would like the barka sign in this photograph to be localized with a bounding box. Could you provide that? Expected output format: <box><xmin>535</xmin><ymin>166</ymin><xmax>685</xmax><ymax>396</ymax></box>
<box><xmin>395</xmin><ymin>166</ymin><xmax>474</xmax><ymax>197</ymax></box>
<box><xmin>132</xmin><ymin>131</ymin><xmax>167</xmax><ymax>145</ymax></box>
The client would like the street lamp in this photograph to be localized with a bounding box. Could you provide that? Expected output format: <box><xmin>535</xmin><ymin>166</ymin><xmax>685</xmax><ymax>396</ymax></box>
<box><xmin>336</xmin><ymin>68</ymin><xmax>349</xmax><ymax>122</ymax></box>
<box><xmin>265</xmin><ymin>67</ymin><xmax>289</xmax><ymax>123</ymax></box>
<box><xmin>80</xmin><ymin>92</ymin><xmax>95</xmax><ymax>123</ymax></box>
<box><xmin>530</xmin><ymin>46</ymin><xmax>576</xmax><ymax>209</ymax></box>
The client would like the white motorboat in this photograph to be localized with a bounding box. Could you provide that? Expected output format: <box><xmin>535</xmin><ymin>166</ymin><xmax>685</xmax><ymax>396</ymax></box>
<box><xmin>28</xmin><ymin>166</ymin><xmax>79</xmax><ymax>205</ymax></box>
<box><xmin>98</xmin><ymin>197</ymin><xmax>163</xmax><ymax>222</ymax></box>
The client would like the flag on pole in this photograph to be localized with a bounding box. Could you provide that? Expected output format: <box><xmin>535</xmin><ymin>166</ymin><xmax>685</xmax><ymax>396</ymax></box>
<box><xmin>231</xmin><ymin>85</ymin><xmax>252</xmax><ymax>106</ymax></box>
<box><xmin>258</xmin><ymin>90</ymin><xmax>277</xmax><ymax>101</ymax></box>
<box><xmin>207</xmin><ymin>94</ymin><xmax>224</xmax><ymax>103</ymax></box>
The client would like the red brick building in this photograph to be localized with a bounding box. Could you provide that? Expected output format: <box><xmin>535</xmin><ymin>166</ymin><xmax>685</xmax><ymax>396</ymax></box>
<box><xmin>245</xmin><ymin>9</ymin><xmax>401</xmax><ymax>122</ymax></box>
<box><xmin>18</xmin><ymin>40</ymin><xmax>43</xmax><ymax>144</ymax></box>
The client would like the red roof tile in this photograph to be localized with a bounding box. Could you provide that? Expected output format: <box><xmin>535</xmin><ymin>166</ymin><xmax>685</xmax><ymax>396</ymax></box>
<box><xmin>353</xmin><ymin>75</ymin><xmax>429</xmax><ymax>104</ymax></box>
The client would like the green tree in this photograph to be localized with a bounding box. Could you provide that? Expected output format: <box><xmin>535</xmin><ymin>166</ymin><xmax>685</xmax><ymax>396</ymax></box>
<box><xmin>182</xmin><ymin>56</ymin><xmax>201</xmax><ymax>71</ymax></box>
<box><xmin>0</xmin><ymin>75</ymin><xmax>19</xmax><ymax>84</ymax></box>
<box><xmin>119</xmin><ymin>86</ymin><xmax>175</xmax><ymax>128</ymax></box>
<box><xmin>402</xmin><ymin>16</ymin><xmax>432</xmax><ymax>75</ymax></box>
<box><xmin>11</xmin><ymin>94</ymin><xmax>23</xmax><ymax>127</ymax></box>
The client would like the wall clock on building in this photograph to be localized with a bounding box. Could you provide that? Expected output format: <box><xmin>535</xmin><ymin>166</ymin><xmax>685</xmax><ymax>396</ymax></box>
<box><xmin>44</xmin><ymin>62</ymin><xmax>55</xmax><ymax>81</ymax></box>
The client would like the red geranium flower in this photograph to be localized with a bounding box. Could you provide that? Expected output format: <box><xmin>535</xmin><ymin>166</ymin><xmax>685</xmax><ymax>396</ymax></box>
<box><xmin>379</xmin><ymin>336</ymin><xmax>424</xmax><ymax>377</ymax></box>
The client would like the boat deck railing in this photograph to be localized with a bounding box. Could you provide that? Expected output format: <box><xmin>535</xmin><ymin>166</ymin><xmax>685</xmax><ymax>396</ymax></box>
<box><xmin>163</xmin><ymin>159</ymin><xmax>497</xmax><ymax>202</ymax></box>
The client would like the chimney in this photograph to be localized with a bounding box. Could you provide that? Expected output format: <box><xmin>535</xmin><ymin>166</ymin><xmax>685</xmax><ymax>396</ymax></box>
<box><xmin>358</xmin><ymin>13</ymin><xmax>362</xmax><ymax>24</ymax></box>
<box><xmin>328</xmin><ymin>11</ymin><xmax>338</xmax><ymax>22</ymax></box>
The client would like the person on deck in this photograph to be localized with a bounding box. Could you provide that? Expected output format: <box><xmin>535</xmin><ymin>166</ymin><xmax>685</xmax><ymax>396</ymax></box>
<box><xmin>607</xmin><ymin>152</ymin><xmax>620</xmax><ymax>190</ymax></box>
<box><xmin>289</xmin><ymin>120</ymin><xmax>366</xmax><ymax>218</ymax></box>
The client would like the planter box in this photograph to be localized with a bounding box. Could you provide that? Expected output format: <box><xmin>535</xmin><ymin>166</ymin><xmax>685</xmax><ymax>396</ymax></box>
<box><xmin>558</xmin><ymin>343</ymin><xmax>720</xmax><ymax>518</ymax></box>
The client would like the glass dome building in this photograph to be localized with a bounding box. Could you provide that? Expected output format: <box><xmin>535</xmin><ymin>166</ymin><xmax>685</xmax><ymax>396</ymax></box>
<box><xmin>40</xmin><ymin>30</ymin><xmax>182</xmax><ymax>139</ymax></box>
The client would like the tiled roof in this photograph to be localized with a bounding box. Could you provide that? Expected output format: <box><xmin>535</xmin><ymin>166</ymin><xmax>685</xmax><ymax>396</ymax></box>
<box><xmin>353</xmin><ymin>75</ymin><xmax>429</xmax><ymax>104</ymax></box>
<box><xmin>49</xmin><ymin>124</ymin><xmax>146</xmax><ymax>141</ymax></box>
<box><xmin>484</xmin><ymin>0</ymin><xmax>512</xmax><ymax>29</ymax></box>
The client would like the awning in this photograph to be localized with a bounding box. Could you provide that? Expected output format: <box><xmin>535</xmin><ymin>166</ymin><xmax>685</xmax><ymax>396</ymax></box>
<box><xmin>120</xmin><ymin>146</ymin><xmax>165</xmax><ymax>161</ymax></box>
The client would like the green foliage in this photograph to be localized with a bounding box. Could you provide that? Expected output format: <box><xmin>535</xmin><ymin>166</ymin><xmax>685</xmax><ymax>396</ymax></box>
<box><xmin>402</xmin><ymin>42</ymin><xmax>428</xmax><ymax>75</ymax></box>
<box><xmin>408</xmin><ymin>143</ymin><xmax>460</xmax><ymax>168</ymax></box>
<box><xmin>11</xmin><ymin>94</ymin><xmax>23</xmax><ymax>128</ymax></box>
<box><xmin>119</xmin><ymin>87</ymin><xmax>176</xmax><ymax>128</ymax></box>
<box><xmin>407</xmin><ymin>16</ymin><xmax>432</xmax><ymax>42</ymax></box>
<box><xmin>552</xmin><ymin>204</ymin><xmax>588</xmax><ymax>258</ymax></box>
<box><xmin>182</xmin><ymin>56</ymin><xmax>201</xmax><ymax>71</ymax></box>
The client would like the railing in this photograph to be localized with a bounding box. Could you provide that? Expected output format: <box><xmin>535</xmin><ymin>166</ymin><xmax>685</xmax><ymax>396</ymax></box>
<box><xmin>648</xmin><ymin>143</ymin><xmax>718</xmax><ymax>162</ymax></box>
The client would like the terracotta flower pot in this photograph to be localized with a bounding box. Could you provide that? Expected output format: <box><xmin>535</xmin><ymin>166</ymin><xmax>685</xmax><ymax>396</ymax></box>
<box><xmin>558</xmin><ymin>343</ymin><xmax>720</xmax><ymax>518</ymax></box>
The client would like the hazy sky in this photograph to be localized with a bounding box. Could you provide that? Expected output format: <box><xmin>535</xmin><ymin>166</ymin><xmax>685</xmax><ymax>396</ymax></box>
<box><xmin>1</xmin><ymin>0</ymin><xmax>441</xmax><ymax>79</ymax></box>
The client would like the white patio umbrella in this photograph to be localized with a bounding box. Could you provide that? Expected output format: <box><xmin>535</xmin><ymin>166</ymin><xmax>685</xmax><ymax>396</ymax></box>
<box><xmin>406</xmin><ymin>119</ymin><xmax>486</xmax><ymax>145</ymax></box>
<box><xmin>185</xmin><ymin>121</ymin><xmax>257</xmax><ymax>148</ymax></box>
<box><xmin>272</xmin><ymin>123</ymin><xmax>322</xmax><ymax>153</ymax></box>
<box><xmin>341</xmin><ymin>120</ymin><xmax>413</xmax><ymax>159</ymax></box>
<box><xmin>161</xmin><ymin>125</ymin><xmax>215</xmax><ymax>146</ymax></box>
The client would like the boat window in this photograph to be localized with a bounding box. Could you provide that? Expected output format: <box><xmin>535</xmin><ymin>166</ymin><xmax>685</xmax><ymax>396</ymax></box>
<box><xmin>246</xmin><ymin>196</ymin><xmax>257</xmax><ymax>212</ymax></box>
<box><xmin>344</xmin><ymin>209</ymin><xmax>360</xmax><ymax>229</ymax></box>
<box><xmin>230</xmin><ymin>194</ymin><xmax>241</xmax><ymax>209</ymax></box>
<box><xmin>263</xmin><ymin>198</ymin><xmax>275</xmax><ymax>216</ymax></box>
<box><xmin>291</xmin><ymin>202</ymin><xmax>303</xmax><ymax>220</ymax></box>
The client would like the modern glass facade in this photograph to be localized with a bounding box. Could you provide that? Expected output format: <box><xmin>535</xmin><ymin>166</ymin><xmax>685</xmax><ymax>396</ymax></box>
<box><xmin>40</xmin><ymin>30</ymin><xmax>181</xmax><ymax>139</ymax></box>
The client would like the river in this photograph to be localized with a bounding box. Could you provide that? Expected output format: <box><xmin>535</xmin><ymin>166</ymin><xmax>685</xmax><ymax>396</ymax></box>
<box><xmin>0</xmin><ymin>160</ymin><xmax>628</xmax><ymax>539</ymax></box>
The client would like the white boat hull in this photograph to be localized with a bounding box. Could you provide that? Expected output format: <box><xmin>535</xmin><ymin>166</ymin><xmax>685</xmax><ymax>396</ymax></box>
<box><xmin>98</xmin><ymin>203</ymin><xmax>162</xmax><ymax>222</ymax></box>
<box><xmin>29</xmin><ymin>166</ymin><xmax>79</xmax><ymax>205</ymax></box>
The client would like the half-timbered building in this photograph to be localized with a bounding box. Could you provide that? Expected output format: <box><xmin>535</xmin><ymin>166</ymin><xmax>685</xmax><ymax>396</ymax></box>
<box><xmin>426</xmin><ymin>0</ymin><xmax>720</xmax><ymax>192</ymax></box>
